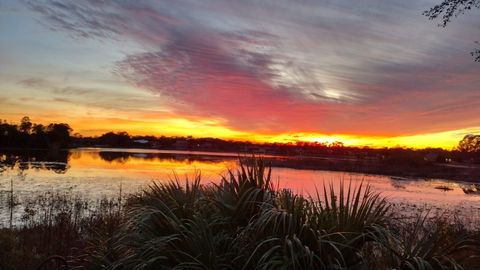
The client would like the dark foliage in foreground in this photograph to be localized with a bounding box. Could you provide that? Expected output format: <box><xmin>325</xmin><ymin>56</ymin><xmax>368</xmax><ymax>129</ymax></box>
<box><xmin>74</xmin><ymin>160</ymin><xmax>477</xmax><ymax>270</ymax></box>
<box><xmin>1</xmin><ymin>160</ymin><xmax>479</xmax><ymax>269</ymax></box>
<box><xmin>0</xmin><ymin>193</ymin><xmax>122</xmax><ymax>270</ymax></box>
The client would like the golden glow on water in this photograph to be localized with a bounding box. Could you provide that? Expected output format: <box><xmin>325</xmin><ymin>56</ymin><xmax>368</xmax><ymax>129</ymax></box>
<box><xmin>68</xmin><ymin>150</ymin><xmax>236</xmax><ymax>183</ymax></box>
<box><xmin>1</xmin><ymin>148</ymin><xmax>480</xmax><ymax>227</ymax></box>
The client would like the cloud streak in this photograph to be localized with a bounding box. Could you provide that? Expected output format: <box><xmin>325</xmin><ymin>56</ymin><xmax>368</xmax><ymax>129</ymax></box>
<box><xmin>19</xmin><ymin>0</ymin><xmax>480</xmax><ymax>137</ymax></box>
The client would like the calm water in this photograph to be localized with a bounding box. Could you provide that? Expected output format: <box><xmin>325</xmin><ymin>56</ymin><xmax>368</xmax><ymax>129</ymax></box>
<box><xmin>1</xmin><ymin>148</ymin><xmax>480</xmax><ymax>225</ymax></box>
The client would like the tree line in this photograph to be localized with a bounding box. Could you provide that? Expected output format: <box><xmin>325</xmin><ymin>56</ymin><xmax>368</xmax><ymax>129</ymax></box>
<box><xmin>0</xmin><ymin>116</ymin><xmax>72</xmax><ymax>150</ymax></box>
<box><xmin>2</xmin><ymin>117</ymin><xmax>480</xmax><ymax>164</ymax></box>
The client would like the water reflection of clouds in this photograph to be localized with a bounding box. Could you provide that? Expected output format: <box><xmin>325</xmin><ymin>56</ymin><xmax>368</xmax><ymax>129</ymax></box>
<box><xmin>0</xmin><ymin>149</ymin><xmax>235</xmax><ymax>175</ymax></box>
<box><xmin>1</xmin><ymin>149</ymin><xmax>480</xmax><ymax>206</ymax></box>
<box><xmin>95</xmin><ymin>150</ymin><xmax>234</xmax><ymax>165</ymax></box>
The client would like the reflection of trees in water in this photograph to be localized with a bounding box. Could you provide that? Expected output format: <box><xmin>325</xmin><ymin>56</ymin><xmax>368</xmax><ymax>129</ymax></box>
<box><xmin>99</xmin><ymin>151</ymin><xmax>130</xmax><ymax>164</ymax></box>
<box><xmin>70</xmin><ymin>150</ymin><xmax>82</xmax><ymax>160</ymax></box>
<box><xmin>0</xmin><ymin>150</ymin><xmax>70</xmax><ymax>174</ymax></box>
<box><xmin>97</xmin><ymin>151</ymin><xmax>231</xmax><ymax>165</ymax></box>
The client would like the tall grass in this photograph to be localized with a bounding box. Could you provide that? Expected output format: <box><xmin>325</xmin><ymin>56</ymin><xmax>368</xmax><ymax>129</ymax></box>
<box><xmin>0</xmin><ymin>191</ymin><xmax>124</xmax><ymax>270</ymax></box>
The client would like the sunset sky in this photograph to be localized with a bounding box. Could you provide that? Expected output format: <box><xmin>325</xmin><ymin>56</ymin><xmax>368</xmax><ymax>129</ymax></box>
<box><xmin>1</xmin><ymin>0</ymin><xmax>479</xmax><ymax>149</ymax></box>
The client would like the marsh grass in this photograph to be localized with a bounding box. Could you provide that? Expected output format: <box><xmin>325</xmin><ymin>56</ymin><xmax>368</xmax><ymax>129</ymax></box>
<box><xmin>0</xmin><ymin>158</ymin><xmax>479</xmax><ymax>270</ymax></box>
<box><xmin>0</xmin><ymin>190</ymin><xmax>124</xmax><ymax>270</ymax></box>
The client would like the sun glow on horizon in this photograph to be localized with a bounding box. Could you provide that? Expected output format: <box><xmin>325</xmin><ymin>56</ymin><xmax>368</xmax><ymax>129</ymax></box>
<box><xmin>2</xmin><ymin>110</ymin><xmax>476</xmax><ymax>150</ymax></box>
<box><xmin>65</xmin><ymin>117</ymin><xmax>475</xmax><ymax>150</ymax></box>
<box><xmin>254</xmin><ymin>128</ymin><xmax>478</xmax><ymax>150</ymax></box>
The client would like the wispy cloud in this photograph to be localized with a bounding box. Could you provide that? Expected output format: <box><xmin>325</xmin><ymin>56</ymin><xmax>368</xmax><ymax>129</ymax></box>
<box><xmin>17</xmin><ymin>0</ymin><xmax>480</xmax><ymax>137</ymax></box>
<box><xmin>18</xmin><ymin>77</ymin><xmax>49</xmax><ymax>88</ymax></box>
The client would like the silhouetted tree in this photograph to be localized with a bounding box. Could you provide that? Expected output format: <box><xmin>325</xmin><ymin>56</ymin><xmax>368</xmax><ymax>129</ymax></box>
<box><xmin>46</xmin><ymin>123</ymin><xmax>72</xmax><ymax>149</ymax></box>
<box><xmin>19</xmin><ymin>116</ymin><xmax>32</xmax><ymax>134</ymax></box>
<box><xmin>424</xmin><ymin>0</ymin><xmax>480</xmax><ymax>61</ymax></box>
<box><xmin>31</xmin><ymin>123</ymin><xmax>47</xmax><ymax>147</ymax></box>
<box><xmin>32</xmin><ymin>123</ymin><xmax>45</xmax><ymax>135</ymax></box>
<box><xmin>457</xmin><ymin>134</ymin><xmax>480</xmax><ymax>152</ymax></box>
<box><xmin>0</xmin><ymin>121</ymin><xmax>19</xmax><ymax>147</ymax></box>
<box><xmin>99</xmin><ymin>132</ymin><xmax>132</xmax><ymax>147</ymax></box>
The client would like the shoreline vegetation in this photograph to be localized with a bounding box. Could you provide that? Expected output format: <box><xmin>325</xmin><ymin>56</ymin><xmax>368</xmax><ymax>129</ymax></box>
<box><xmin>1</xmin><ymin>159</ymin><xmax>479</xmax><ymax>269</ymax></box>
<box><xmin>2</xmin><ymin>117</ymin><xmax>480</xmax><ymax>182</ymax></box>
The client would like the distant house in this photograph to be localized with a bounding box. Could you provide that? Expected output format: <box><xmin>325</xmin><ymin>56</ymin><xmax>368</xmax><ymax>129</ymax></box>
<box><xmin>134</xmin><ymin>139</ymin><xmax>149</xmax><ymax>144</ymax></box>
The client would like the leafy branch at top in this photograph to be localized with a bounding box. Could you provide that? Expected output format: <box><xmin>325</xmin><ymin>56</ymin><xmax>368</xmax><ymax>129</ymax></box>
<box><xmin>424</xmin><ymin>0</ymin><xmax>480</xmax><ymax>61</ymax></box>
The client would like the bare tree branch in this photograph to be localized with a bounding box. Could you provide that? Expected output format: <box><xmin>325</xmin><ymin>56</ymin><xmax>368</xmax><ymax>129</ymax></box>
<box><xmin>423</xmin><ymin>0</ymin><xmax>480</xmax><ymax>27</ymax></box>
<box><xmin>424</xmin><ymin>0</ymin><xmax>480</xmax><ymax>61</ymax></box>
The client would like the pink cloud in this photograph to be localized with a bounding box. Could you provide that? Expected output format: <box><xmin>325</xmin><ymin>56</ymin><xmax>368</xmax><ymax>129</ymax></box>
<box><xmin>23</xmin><ymin>0</ymin><xmax>480</xmax><ymax>137</ymax></box>
<box><xmin>115</xmin><ymin>29</ymin><xmax>332</xmax><ymax>132</ymax></box>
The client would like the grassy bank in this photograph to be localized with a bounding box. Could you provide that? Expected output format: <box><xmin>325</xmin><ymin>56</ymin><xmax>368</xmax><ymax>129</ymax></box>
<box><xmin>0</xmin><ymin>191</ymin><xmax>122</xmax><ymax>269</ymax></box>
<box><xmin>1</xmin><ymin>159</ymin><xmax>479</xmax><ymax>269</ymax></box>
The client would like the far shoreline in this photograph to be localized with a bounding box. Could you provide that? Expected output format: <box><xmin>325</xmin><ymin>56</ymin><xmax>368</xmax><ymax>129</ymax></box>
<box><xmin>2</xmin><ymin>146</ymin><xmax>480</xmax><ymax>184</ymax></box>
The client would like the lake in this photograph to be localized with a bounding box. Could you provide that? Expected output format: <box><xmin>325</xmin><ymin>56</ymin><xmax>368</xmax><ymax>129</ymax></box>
<box><xmin>1</xmin><ymin>148</ymin><xmax>480</xmax><ymax>226</ymax></box>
